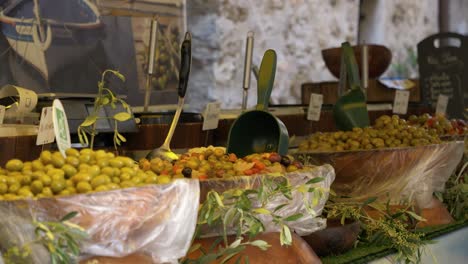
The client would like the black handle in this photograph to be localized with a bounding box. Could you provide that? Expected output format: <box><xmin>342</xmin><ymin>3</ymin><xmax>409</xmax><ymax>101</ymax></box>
<box><xmin>178</xmin><ymin>32</ymin><xmax>192</xmax><ymax>98</ymax></box>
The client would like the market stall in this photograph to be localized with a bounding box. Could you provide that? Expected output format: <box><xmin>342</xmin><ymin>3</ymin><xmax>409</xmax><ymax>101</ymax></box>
<box><xmin>1</xmin><ymin>1</ymin><xmax>467</xmax><ymax>264</ymax></box>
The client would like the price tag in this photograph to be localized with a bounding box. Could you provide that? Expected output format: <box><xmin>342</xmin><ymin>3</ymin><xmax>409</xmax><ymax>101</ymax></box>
<box><xmin>0</xmin><ymin>105</ymin><xmax>5</xmax><ymax>124</ymax></box>
<box><xmin>52</xmin><ymin>100</ymin><xmax>71</xmax><ymax>157</ymax></box>
<box><xmin>36</xmin><ymin>107</ymin><xmax>55</xmax><ymax>145</ymax></box>
<box><xmin>307</xmin><ymin>93</ymin><xmax>323</xmax><ymax>121</ymax></box>
<box><xmin>392</xmin><ymin>90</ymin><xmax>410</xmax><ymax>114</ymax></box>
<box><xmin>202</xmin><ymin>102</ymin><xmax>221</xmax><ymax>131</ymax></box>
<box><xmin>435</xmin><ymin>94</ymin><xmax>449</xmax><ymax>116</ymax></box>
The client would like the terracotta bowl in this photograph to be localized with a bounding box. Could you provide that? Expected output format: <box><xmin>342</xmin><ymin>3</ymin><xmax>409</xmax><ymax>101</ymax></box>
<box><xmin>186</xmin><ymin>232</ymin><xmax>321</xmax><ymax>264</ymax></box>
<box><xmin>321</xmin><ymin>44</ymin><xmax>392</xmax><ymax>79</ymax></box>
<box><xmin>302</xmin><ymin>219</ymin><xmax>360</xmax><ymax>257</ymax></box>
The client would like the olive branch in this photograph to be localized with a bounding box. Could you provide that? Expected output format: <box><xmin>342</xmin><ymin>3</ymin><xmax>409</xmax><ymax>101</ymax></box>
<box><xmin>182</xmin><ymin>175</ymin><xmax>326</xmax><ymax>264</ymax></box>
<box><xmin>77</xmin><ymin>70</ymin><xmax>132</xmax><ymax>151</ymax></box>
<box><xmin>2</xmin><ymin>211</ymin><xmax>87</xmax><ymax>264</ymax></box>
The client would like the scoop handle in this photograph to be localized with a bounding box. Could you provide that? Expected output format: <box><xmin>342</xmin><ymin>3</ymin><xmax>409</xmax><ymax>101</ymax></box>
<box><xmin>342</xmin><ymin>42</ymin><xmax>361</xmax><ymax>91</ymax></box>
<box><xmin>256</xmin><ymin>49</ymin><xmax>277</xmax><ymax>111</ymax></box>
<box><xmin>178</xmin><ymin>32</ymin><xmax>192</xmax><ymax>98</ymax></box>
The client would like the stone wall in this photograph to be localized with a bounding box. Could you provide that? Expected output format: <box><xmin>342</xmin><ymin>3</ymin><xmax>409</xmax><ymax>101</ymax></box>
<box><xmin>186</xmin><ymin>0</ymin><xmax>439</xmax><ymax>110</ymax></box>
<box><xmin>186</xmin><ymin>0</ymin><xmax>359</xmax><ymax>110</ymax></box>
<box><xmin>359</xmin><ymin>0</ymin><xmax>439</xmax><ymax>79</ymax></box>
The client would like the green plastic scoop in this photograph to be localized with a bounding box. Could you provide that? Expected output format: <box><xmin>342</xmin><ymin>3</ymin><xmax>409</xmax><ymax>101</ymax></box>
<box><xmin>333</xmin><ymin>42</ymin><xmax>370</xmax><ymax>131</ymax></box>
<box><xmin>227</xmin><ymin>49</ymin><xmax>289</xmax><ymax>157</ymax></box>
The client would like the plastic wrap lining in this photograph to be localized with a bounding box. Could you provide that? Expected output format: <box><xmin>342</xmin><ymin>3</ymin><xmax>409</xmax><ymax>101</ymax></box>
<box><xmin>0</xmin><ymin>179</ymin><xmax>200</xmax><ymax>264</ymax></box>
<box><xmin>294</xmin><ymin>141</ymin><xmax>464</xmax><ymax>208</ymax></box>
<box><xmin>199</xmin><ymin>165</ymin><xmax>336</xmax><ymax>236</ymax></box>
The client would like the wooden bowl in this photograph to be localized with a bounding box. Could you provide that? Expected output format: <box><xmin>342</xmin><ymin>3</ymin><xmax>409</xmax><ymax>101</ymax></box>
<box><xmin>294</xmin><ymin>141</ymin><xmax>465</xmax><ymax>203</ymax></box>
<box><xmin>185</xmin><ymin>232</ymin><xmax>321</xmax><ymax>264</ymax></box>
<box><xmin>302</xmin><ymin>219</ymin><xmax>360</xmax><ymax>257</ymax></box>
<box><xmin>321</xmin><ymin>44</ymin><xmax>392</xmax><ymax>79</ymax></box>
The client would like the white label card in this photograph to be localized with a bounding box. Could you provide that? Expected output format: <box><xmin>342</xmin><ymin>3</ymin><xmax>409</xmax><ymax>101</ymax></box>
<box><xmin>307</xmin><ymin>93</ymin><xmax>323</xmax><ymax>121</ymax></box>
<box><xmin>392</xmin><ymin>90</ymin><xmax>410</xmax><ymax>115</ymax></box>
<box><xmin>435</xmin><ymin>94</ymin><xmax>449</xmax><ymax>116</ymax></box>
<box><xmin>52</xmin><ymin>99</ymin><xmax>71</xmax><ymax>157</ymax></box>
<box><xmin>36</xmin><ymin>107</ymin><xmax>55</xmax><ymax>145</ymax></box>
<box><xmin>202</xmin><ymin>102</ymin><xmax>221</xmax><ymax>131</ymax></box>
<box><xmin>0</xmin><ymin>105</ymin><xmax>5</xmax><ymax>125</ymax></box>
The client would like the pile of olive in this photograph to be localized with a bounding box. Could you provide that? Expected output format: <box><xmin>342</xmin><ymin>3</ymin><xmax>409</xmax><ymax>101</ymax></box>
<box><xmin>150</xmin><ymin>25</ymin><xmax>180</xmax><ymax>90</ymax></box>
<box><xmin>408</xmin><ymin>113</ymin><xmax>467</xmax><ymax>136</ymax></box>
<box><xmin>0</xmin><ymin>149</ymin><xmax>166</xmax><ymax>201</ymax></box>
<box><xmin>140</xmin><ymin>146</ymin><xmax>304</xmax><ymax>180</ymax></box>
<box><xmin>298</xmin><ymin>115</ymin><xmax>441</xmax><ymax>152</ymax></box>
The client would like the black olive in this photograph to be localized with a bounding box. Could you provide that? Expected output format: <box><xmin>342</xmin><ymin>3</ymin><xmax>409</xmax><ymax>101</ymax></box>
<box><xmin>280</xmin><ymin>156</ymin><xmax>291</xmax><ymax>167</ymax></box>
<box><xmin>182</xmin><ymin>167</ymin><xmax>192</xmax><ymax>178</ymax></box>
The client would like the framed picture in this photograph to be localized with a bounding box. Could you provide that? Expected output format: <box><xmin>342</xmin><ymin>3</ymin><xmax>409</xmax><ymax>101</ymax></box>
<box><xmin>0</xmin><ymin>0</ymin><xmax>185</xmax><ymax>106</ymax></box>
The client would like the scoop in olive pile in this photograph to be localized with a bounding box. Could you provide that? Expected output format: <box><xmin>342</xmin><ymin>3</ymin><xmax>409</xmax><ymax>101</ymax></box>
<box><xmin>298</xmin><ymin>115</ymin><xmax>442</xmax><ymax>152</ymax></box>
<box><xmin>0</xmin><ymin>148</ymin><xmax>163</xmax><ymax>201</ymax></box>
<box><xmin>408</xmin><ymin>113</ymin><xmax>467</xmax><ymax>136</ymax></box>
<box><xmin>139</xmin><ymin>146</ymin><xmax>304</xmax><ymax>180</ymax></box>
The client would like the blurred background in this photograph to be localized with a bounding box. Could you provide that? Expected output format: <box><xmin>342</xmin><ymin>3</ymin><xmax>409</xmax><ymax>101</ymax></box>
<box><xmin>0</xmin><ymin>0</ymin><xmax>466</xmax><ymax>111</ymax></box>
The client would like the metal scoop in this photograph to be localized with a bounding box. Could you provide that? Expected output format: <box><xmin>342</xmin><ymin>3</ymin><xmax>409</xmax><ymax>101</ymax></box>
<box><xmin>146</xmin><ymin>32</ymin><xmax>192</xmax><ymax>161</ymax></box>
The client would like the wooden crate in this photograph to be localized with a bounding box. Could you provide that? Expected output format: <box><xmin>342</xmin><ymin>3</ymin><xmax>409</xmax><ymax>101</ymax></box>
<box><xmin>302</xmin><ymin>79</ymin><xmax>421</xmax><ymax>105</ymax></box>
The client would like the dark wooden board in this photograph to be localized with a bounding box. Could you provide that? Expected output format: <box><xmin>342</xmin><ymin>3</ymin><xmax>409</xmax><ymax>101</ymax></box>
<box><xmin>418</xmin><ymin>32</ymin><xmax>468</xmax><ymax>119</ymax></box>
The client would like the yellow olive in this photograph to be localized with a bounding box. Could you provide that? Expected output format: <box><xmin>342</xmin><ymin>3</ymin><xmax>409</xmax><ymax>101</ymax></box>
<box><xmin>5</xmin><ymin>159</ymin><xmax>24</xmax><ymax>172</ymax></box>
<box><xmin>65</xmin><ymin>148</ymin><xmax>80</xmax><ymax>157</ymax></box>
<box><xmin>76</xmin><ymin>181</ymin><xmax>92</xmax><ymax>193</ymax></box>
<box><xmin>40</xmin><ymin>150</ymin><xmax>53</xmax><ymax>165</ymax></box>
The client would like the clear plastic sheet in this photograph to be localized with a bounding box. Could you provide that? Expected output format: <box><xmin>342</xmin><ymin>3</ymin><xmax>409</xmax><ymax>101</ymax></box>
<box><xmin>294</xmin><ymin>141</ymin><xmax>464</xmax><ymax>208</ymax></box>
<box><xmin>0</xmin><ymin>179</ymin><xmax>200</xmax><ymax>264</ymax></box>
<box><xmin>0</xmin><ymin>203</ymin><xmax>51</xmax><ymax>263</ymax></box>
<box><xmin>199</xmin><ymin>165</ymin><xmax>336</xmax><ymax>236</ymax></box>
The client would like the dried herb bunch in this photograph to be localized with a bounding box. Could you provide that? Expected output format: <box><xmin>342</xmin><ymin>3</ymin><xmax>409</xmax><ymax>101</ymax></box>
<box><xmin>182</xmin><ymin>175</ymin><xmax>327</xmax><ymax>264</ymax></box>
<box><xmin>324</xmin><ymin>196</ymin><xmax>428</xmax><ymax>263</ymax></box>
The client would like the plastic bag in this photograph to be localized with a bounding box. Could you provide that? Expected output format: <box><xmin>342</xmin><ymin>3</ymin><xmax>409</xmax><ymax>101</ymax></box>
<box><xmin>0</xmin><ymin>179</ymin><xmax>200</xmax><ymax>264</ymax></box>
<box><xmin>199</xmin><ymin>165</ymin><xmax>335</xmax><ymax>236</ymax></box>
<box><xmin>294</xmin><ymin>141</ymin><xmax>464</xmax><ymax>208</ymax></box>
<box><xmin>0</xmin><ymin>203</ymin><xmax>52</xmax><ymax>263</ymax></box>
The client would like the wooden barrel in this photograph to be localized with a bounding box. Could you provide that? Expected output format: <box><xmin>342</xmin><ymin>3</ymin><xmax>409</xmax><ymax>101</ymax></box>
<box><xmin>0</xmin><ymin>125</ymin><xmax>43</xmax><ymax>166</ymax></box>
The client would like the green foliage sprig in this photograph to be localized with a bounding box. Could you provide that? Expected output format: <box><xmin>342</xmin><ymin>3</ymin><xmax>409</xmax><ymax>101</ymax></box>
<box><xmin>324</xmin><ymin>196</ymin><xmax>428</xmax><ymax>264</ymax></box>
<box><xmin>77</xmin><ymin>70</ymin><xmax>132</xmax><ymax>151</ymax></box>
<box><xmin>3</xmin><ymin>212</ymin><xmax>88</xmax><ymax>264</ymax></box>
<box><xmin>435</xmin><ymin>141</ymin><xmax>468</xmax><ymax>221</ymax></box>
<box><xmin>182</xmin><ymin>175</ymin><xmax>326</xmax><ymax>264</ymax></box>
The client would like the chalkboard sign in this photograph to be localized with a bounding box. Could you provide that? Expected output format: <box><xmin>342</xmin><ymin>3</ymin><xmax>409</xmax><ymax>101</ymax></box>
<box><xmin>418</xmin><ymin>32</ymin><xmax>468</xmax><ymax>119</ymax></box>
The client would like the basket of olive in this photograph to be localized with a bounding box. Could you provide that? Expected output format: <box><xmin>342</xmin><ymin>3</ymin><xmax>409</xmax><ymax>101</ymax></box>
<box><xmin>0</xmin><ymin>148</ymin><xmax>199</xmax><ymax>262</ymax></box>
<box><xmin>293</xmin><ymin>115</ymin><xmax>465</xmax><ymax>206</ymax></box>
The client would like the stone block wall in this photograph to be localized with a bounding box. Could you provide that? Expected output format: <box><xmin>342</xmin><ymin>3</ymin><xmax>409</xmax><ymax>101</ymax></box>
<box><xmin>185</xmin><ymin>0</ymin><xmax>439</xmax><ymax>110</ymax></box>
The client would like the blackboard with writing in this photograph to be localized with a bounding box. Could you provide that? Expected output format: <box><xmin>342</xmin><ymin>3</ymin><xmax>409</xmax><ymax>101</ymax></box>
<box><xmin>418</xmin><ymin>32</ymin><xmax>467</xmax><ymax>119</ymax></box>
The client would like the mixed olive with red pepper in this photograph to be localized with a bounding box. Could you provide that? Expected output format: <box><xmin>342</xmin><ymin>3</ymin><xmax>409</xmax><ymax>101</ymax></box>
<box><xmin>139</xmin><ymin>146</ymin><xmax>304</xmax><ymax>180</ymax></box>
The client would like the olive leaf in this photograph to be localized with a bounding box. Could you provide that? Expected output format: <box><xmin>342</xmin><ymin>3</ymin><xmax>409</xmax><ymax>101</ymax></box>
<box><xmin>113</xmin><ymin>112</ymin><xmax>132</xmax><ymax>122</ymax></box>
<box><xmin>280</xmin><ymin>225</ymin><xmax>292</xmax><ymax>246</ymax></box>
<box><xmin>253</xmin><ymin>208</ymin><xmax>270</xmax><ymax>215</ymax></box>
<box><xmin>249</xmin><ymin>240</ymin><xmax>270</xmax><ymax>251</ymax></box>
<box><xmin>80</xmin><ymin>115</ymin><xmax>97</xmax><ymax>127</ymax></box>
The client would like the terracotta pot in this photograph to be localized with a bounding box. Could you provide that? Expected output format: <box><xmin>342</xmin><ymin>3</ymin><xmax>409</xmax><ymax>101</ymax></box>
<box><xmin>186</xmin><ymin>232</ymin><xmax>321</xmax><ymax>264</ymax></box>
<box><xmin>80</xmin><ymin>254</ymin><xmax>153</xmax><ymax>264</ymax></box>
<box><xmin>302</xmin><ymin>219</ymin><xmax>360</xmax><ymax>257</ymax></box>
